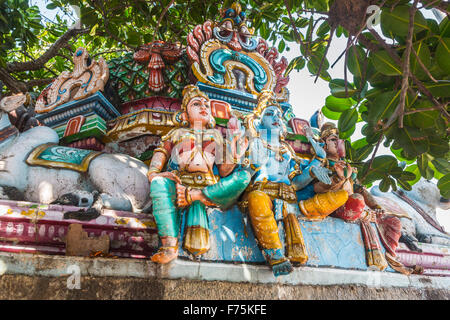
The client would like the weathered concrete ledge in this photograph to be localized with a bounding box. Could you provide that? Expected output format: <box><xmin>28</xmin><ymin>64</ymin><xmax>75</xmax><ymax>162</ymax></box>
<box><xmin>0</xmin><ymin>252</ymin><xmax>449</xmax><ymax>300</ymax></box>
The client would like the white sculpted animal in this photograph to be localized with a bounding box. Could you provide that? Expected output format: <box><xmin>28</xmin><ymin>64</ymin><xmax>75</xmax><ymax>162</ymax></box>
<box><xmin>0</xmin><ymin>94</ymin><xmax>150</xmax><ymax>213</ymax></box>
<box><xmin>371</xmin><ymin>178</ymin><xmax>450</xmax><ymax>249</ymax></box>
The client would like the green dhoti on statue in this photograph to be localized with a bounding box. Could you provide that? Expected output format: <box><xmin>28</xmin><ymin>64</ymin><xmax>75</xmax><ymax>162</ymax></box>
<box><xmin>150</xmin><ymin>170</ymin><xmax>251</xmax><ymax>256</ymax></box>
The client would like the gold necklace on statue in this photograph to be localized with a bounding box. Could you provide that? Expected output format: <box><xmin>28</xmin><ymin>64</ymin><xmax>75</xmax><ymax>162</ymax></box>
<box><xmin>261</xmin><ymin>140</ymin><xmax>287</xmax><ymax>162</ymax></box>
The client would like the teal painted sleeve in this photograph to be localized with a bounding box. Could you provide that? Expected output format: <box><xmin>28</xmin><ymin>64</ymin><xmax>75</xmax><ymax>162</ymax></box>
<box><xmin>150</xmin><ymin>176</ymin><xmax>181</xmax><ymax>238</ymax></box>
<box><xmin>203</xmin><ymin>170</ymin><xmax>251</xmax><ymax>208</ymax></box>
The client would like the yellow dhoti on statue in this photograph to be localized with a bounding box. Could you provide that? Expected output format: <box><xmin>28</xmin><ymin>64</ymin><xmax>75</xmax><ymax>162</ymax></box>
<box><xmin>299</xmin><ymin>189</ymin><xmax>349</xmax><ymax>220</ymax></box>
<box><xmin>245</xmin><ymin>184</ymin><xmax>308</xmax><ymax>265</ymax></box>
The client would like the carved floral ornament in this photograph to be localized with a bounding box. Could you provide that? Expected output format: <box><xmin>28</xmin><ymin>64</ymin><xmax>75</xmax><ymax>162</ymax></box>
<box><xmin>186</xmin><ymin>3</ymin><xmax>289</xmax><ymax>97</ymax></box>
<box><xmin>35</xmin><ymin>47</ymin><xmax>109</xmax><ymax>114</ymax></box>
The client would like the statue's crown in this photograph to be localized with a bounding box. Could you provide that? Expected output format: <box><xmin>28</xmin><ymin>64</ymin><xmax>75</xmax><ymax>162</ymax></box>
<box><xmin>181</xmin><ymin>85</ymin><xmax>210</xmax><ymax>111</ymax></box>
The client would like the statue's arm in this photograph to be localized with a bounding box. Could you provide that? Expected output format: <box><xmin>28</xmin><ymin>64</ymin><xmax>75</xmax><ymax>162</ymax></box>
<box><xmin>147</xmin><ymin>139</ymin><xmax>181</xmax><ymax>185</ymax></box>
<box><xmin>218</xmin><ymin>117</ymin><xmax>249</xmax><ymax>177</ymax></box>
<box><xmin>292</xmin><ymin>158</ymin><xmax>331</xmax><ymax>190</ymax></box>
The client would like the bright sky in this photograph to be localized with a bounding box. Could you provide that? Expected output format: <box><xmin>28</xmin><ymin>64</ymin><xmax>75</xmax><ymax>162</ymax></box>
<box><xmin>33</xmin><ymin>0</ymin><xmax>448</xmax><ymax>230</ymax></box>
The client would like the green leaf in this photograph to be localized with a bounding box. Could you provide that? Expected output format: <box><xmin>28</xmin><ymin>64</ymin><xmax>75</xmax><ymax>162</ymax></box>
<box><xmin>325</xmin><ymin>95</ymin><xmax>353</xmax><ymax>112</ymax></box>
<box><xmin>417</xmin><ymin>154</ymin><xmax>434</xmax><ymax>180</ymax></box>
<box><xmin>362</xmin><ymin>155</ymin><xmax>398</xmax><ymax>184</ymax></box>
<box><xmin>408</xmin><ymin>41</ymin><xmax>432</xmax><ymax>80</ymax></box>
<box><xmin>432</xmin><ymin>158</ymin><xmax>450</xmax><ymax>175</ymax></box>
<box><xmin>423</xmin><ymin>81</ymin><xmax>450</xmax><ymax>98</ymax></box>
<box><xmin>396</xmin><ymin>126</ymin><xmax>428</xmax><ymax>159</ymax></box>
<box><xmin>368</xmin><ymin>90</ymin><xmax>401</xmax><ymax>126</ymax></box>
<box><xmin>396</xmin><ymin>177</ymin><xmax>412</xmax><ymax>191</ymax></box>
<box><xmin>380</xmin><ymin>5</ymin><xmax>428</xmax><ymax>38</ymax></box>
<box><xmin>428</xmin><ymin>136</ymin><xmax>450</xmax><ymax>158</ymax></box>
<box><xmin>338</xmin><ymin>108</ymin><xmax>358</xmax><ymax>133</ymax></box>
<box><xmin>437</xmin><ymin>173</ymin><xmax>450</xmax><ymax>199</ymax></box>
<box><xmin>439</xmin><ymin>17</ymin><xmax>450</xmax><ymax>38</ymax></box>
<box><xmin>284</xmin><ymin>56</ymin><xmax>305</xmax><ymax>76</ymax></box>
<box><xmin>329</xmin><ymin>79</ymin><xmax>357</xmax><ymax>98</ymax></box>
<box><xmin>436</xmin><ymin>38</ymin><xmax>450</xmax><ymax>74</ymax></box>
<box><xmin>400</xmin><ymin>170</ymin><xmax>417</xmax><ymax>181</ymax></box>
<box><xmin>46</xmin><ymin>3</ymin><xmax>58</xmax><ymax>10</ymax></box>
<box><xmin>407</xmin><ymin>99</ymin><xmax>438</xmax><ymax>129</ymax></box>
<box><xmin>126</xmin><ymin>30</ymin><xmax>141</xmax><ymax>45</ymax></box>
<box><xmin>354</xmin><ymin>144</ymin><xmax>374</xmax><ymax>162</ymax></box>
<box><xmin>370</xmin><ymin>50</ymin><xmax>402</xmax><ymax>76</ymax></box>
<box><xmin>379</xmin><ymin>178</ymin><xmax>391</xmax><ymax>192</ymax></box>
<box><xmin>322</xmin><ymin>106</ymin><xmax>341</xmax><ymax>121</ymax></box>
<box><xmin>351</xmin><ymin>137</ymin><xmax>368</xmax><ymax>150</ymax></box>
<box><xmin>89</xmin><ymin>24</ymin><xmax>99</xmax><ymax>37</ymax></box>
<box><xmin>339</xmin><ymin>124</ymin><xmax>355</xmax><ymax>140</ymax></box>
<box><xmin>405</xmin><ymin>164</ymin><xmax>421</xmax><ymax>185</ymax></box>
<box><xmin>391</xmin><ymin>146</ymin><xmax>415</xmax><ymax>164</ymax></box>
<box><xmin>316</xmin><ymin>20</ymin><xmax>330</xmax><ymax>36</ymax></box>
<box><xmin>307</xmin><ymin>52</ymin><xmax>331</xmax><ymax>81</ymax></box>
<box><xmin>278</xmin><ymin>39</ymin><xmax>286</xmax><ymax>53</ymax></box>
<box><xmin>347</xmin><ymin>45</ymin><xmax>366</xmax><ymax>79</ymax></box>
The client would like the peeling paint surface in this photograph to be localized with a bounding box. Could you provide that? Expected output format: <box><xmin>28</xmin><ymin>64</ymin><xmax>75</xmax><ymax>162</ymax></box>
<box><xmin>177</xmin><ymin>203</ymin><xmax>393</xmax><ymax>272</ymax></box>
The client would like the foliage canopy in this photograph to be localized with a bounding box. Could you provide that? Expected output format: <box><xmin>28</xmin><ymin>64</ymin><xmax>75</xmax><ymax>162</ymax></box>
<box><xmin>0</xmin><ymin>0</ymin><xmax>449</xmax><ymax>197</ymax></box>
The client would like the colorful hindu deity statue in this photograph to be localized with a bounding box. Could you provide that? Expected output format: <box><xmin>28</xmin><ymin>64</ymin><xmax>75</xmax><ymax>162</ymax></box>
<box><xmin>302</xmin><ymin>122</ymin><xmax>410</xmax><ymax>273</ymax></box>
<box><xmin>239</xmin><ymin>91</ymin><xmax>346</xmax><ymax>276</ymax></box>
<box><xmin>147</xmin><ymin>85</ymin><xmax>250</xmax><ymax>264</ymax></box>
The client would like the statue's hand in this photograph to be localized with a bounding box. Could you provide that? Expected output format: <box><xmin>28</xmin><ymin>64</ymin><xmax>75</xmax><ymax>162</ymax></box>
<box><xmin>311</xmin><ymin>165</ymin><xmax>332</xmax><ymax>185</ymax></box>
<box><xmin>334</xmin><ymin>161</ymin><xmax>346</xmax><ymax>180</ymax></box>
<box><xmin>149</xmin><ymin>171</ymin><xmax>181</xmax><ymax>185</ymax></box>
<box><xmin>306</xmin><ymin>128</ymin><xmax>327</xmax><ymax>159</ymax></box>
<box><xmin>176</xmin><ymin>183</ymin><xmax>189</xmax><ymax>207</ymax></box>
<box><xmin>227</xmin><ymin>116</ymin><xmax>248</xmax><ymax>163</ymax></box>
<box><xmin>346</xmin><ymin>163</ymin><xmax>353</xmax><ymax>179</ymax></box>
<box><xmin>176</xmin><ymin>184</ymin><xmax>216</xmax><ymax>207</ymax></box>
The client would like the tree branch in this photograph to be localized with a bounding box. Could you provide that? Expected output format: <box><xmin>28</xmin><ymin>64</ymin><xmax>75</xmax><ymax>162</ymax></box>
<box><xmin>367</xmin><ymin>28</ymin><xmax>443</xmax><ymax>109</ymax></box>
<box><xmin>411</xmin><ymin>46</ymin><xmax>438</xmax><ymax>83</ymax></box>
<box><xmin>5</xmin><ymin>28</ymin><xmax>89</xmax><ymax>73</ymax></box>
<box><xmin>153</xmin><ymin>0</ymin><xmax>175</xmax><ymax>43</ymax></box>
<box><xmin>0</xmin><ymin>67</ymin><xmax>54</xmax><ymax>93</ymax></box>
<box><xmin>385</xmin><ymin>0</ymin><xmax>418</xmax><ymax>129</ymax></box>
<box><xmin>284</xmin><ymin>0</ymin><xmax>308</xmax><ymax>56</ymax></box>
<box><xmin>361</xmin><ymin>133</ymin><xmax>384</xmax><ymax>183</ymax></box>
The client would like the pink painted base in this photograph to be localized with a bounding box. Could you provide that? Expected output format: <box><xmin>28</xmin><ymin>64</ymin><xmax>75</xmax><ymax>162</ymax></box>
<box><xmin>396</xmin><ymin>243</ymin><xmax>450</xmax><ymax>276</ymax></box>
<box><xmin>0</xmin><ymin>200</ymin><xmax>159</xmax><ymax>259</ymax></box>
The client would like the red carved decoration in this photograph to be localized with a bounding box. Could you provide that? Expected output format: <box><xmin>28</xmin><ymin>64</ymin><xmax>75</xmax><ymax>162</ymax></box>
<box><xmin>68</xmin><ymin>137</ymin><xmax>104</xmax><ymax>151</ymax></box>
<box><xmin>256</xmin><ymin>39</ymin><xmax>290</xmax><ymax>93</ymax></box>
<box><xmin>286</xmin><ymin>140</ymin><xmax>311</xmax><ymax>154</ymax></box>
<box><xmin>289</xmin><ymin>118</ymin><xmax>310</xmax><ymax>136</ymax></box>
<box><xmin>210</xmin><ymin>99</ymin><xmax>231</xmax><ymax>120</ymax></box>
<box><xmin>121</xmin><ymin>96</ymin><xmax>181</xmax><ymax>114</ymax></box>
<box><xmin>133</xmin><ymin>41</ymin><xmax>183</xmax><ymax>93</ymax></box>
<box><xmin>64</xmin><ymin>115</ymin><xmax>86</xmax><ymax>137</ymax></box>
<box><xmin>186</xmin><ymin>21</ymin><xmax>214</xmax><ymax>65</ymax></box>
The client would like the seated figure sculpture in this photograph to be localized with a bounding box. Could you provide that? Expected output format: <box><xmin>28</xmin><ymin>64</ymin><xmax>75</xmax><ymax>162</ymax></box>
<box><xmin>147</xmin><ymin>85</ymin><xmax>250</xmax><ymax>264</ymax></box>
<box><xmin>301</xmin><ymin>122</ymin><xmax>409</xmax><ymax>273</ymax></box>
<box><xmin>240</xmin><ymin>91</ymin><xmax>345</xmax><ymax>277</ymax></box>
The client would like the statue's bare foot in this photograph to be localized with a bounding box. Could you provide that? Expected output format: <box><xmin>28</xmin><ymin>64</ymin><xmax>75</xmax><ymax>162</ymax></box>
<box><xmin>151</xmin><ymin>236</ymin><xmax>178</xmax><ymax>264</ymax></box>
<box><xmin>272</xmin><ymin>260</ymin><xmax>294</xmax><ymax>277</ymax></box>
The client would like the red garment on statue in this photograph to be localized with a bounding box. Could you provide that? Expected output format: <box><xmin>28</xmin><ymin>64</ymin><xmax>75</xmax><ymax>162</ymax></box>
<box><xmin>332</xmin><ymin>193</ymin><xmax>365</xmax><ymax>221</ymax></box>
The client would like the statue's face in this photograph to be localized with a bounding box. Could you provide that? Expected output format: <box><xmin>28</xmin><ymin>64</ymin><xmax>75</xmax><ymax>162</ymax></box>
<box><xmin>186</xmin><ymin>96</ymin><xmax>212</xmax><ymax>127</ymax></box>
<box><xmin>260</xmin><ymin>105</ymin><xmax>283</xmax><ymax>134</ymax></box>
<box><xmin>325</xmin><ymin>134</ymin><xmax>346</xmax><ymax>158</ymax></box>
